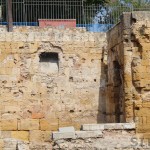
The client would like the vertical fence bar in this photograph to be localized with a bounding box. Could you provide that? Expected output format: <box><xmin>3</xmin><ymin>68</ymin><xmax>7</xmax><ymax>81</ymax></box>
<box><xmin>7</xmin><ymin>0</ymin><xmax>13</xmax><ymax>31</ymax></box>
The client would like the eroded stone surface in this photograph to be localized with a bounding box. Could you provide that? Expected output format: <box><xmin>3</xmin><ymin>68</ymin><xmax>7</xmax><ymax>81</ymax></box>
<box><xmin>0</xmin><ymin>26</ymin><xmax>106</xmax><ymax>149</ymax></box>
<box><xmin>53</xmin><ymin>130</ymin><xmax>137</xmax><ymax>150</ymax></box>
<box><xmin>0</xmin><ymin>11</ymin><xmax>150</xmax><ymax>149</ymax></box>
<box><xmin>107</xmin><ymin>11</ymin><xmax>150</xmax><ymax>139</ymax></box>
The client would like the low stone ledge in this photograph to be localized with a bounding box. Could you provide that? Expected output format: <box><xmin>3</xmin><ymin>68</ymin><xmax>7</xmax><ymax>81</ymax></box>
<box><xmin>123</xmin><ymin>123</ymin><xmax>135</xmax><ymax>129</ymax></box>
<box><xmin>82</xmin><ymin>124</ymin><xmax>104</xmax><ymax>131</ymax></box>
<box><xmin>59</xmin><ymin>127</ymin><xmax>75</xmax><ymax>133</ymax></box>
<box><xmin>82</xmin><ymin>123</ymin><xmax>135</xmax><ymax>131</ymax></box>
<box><xmin>52</xmin><ymin>132</ymin><xmax>76</xmax><ymax>140</ymax></box>
<box><xmin>52</xmin><ymin>130</ymin><xmax>103</xmax><ymax>141</ymax></box>
<box><xmin>53</xmin><ymin>123</ymin><xmax>135</xmax><ymax>141</ymax></box>
<box><xmin>75</xmin><ymin>131</ymin><xmax>103</xmax><ymax>139</ymax></box>
<box><xmin>104</xmin><ymin>123</ymin><xmax>135</xmax><ymax>130</ymax></box>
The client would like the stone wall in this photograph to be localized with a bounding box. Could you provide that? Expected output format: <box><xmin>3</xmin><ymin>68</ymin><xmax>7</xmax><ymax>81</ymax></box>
<box><xmin>53</xmin><ymin>123</ymin><xmax>136</xmax><ymax>150</ymax></box>
<box><xmin>106</xmin><ymin>15</ymin><xmax>126</xmax><ymax>123</ymax></box>
<box><xmin>131</xmin><ymin>12</ymin><xmax>150</xmax><ymax>137</ymax></box>
<box><xmin>0</xmin><ymin>26</ymin><xmax>106</xmax><ymax>149</ymax></box>
<box><xmin>1</xmin><ymin>11</ymin><xmax>150</xmax><ymax>149</ymax></box>
<box><xmin>107</xmin><ymin>11</ymin><xmax>150</xmax><ymax>137</ymax></box>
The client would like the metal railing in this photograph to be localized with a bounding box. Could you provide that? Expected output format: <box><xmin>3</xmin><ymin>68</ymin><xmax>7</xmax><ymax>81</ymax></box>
<box><xmin>1</xmin><ymin>0</ymin><xmax>150</xmax><ymax>32</ymax></box>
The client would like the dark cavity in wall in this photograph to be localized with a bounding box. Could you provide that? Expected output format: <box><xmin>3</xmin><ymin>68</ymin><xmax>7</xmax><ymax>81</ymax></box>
<box><xmin>39</xmin><ymin>52</ymin><xmax>59</xmax><ymax>73</ymax></box>
<box><xmin>40</xmin><ymin>52</ymin><xmax>58</xmax><ymax>62</ymax></box>
<box><xmin>113</xmin><ymin>60</ymin><xmax>123</xmax><ymax>123</ymax></box>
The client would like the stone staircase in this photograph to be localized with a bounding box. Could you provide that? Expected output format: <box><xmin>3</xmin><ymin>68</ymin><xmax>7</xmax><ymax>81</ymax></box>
<box><xmin>52</xmin><ymin>123</ymin><xmax>138</xmax><ymax>150</ymax></box>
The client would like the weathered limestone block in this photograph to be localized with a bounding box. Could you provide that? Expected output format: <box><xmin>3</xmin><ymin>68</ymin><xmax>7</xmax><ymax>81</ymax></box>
<box><xmin>4</xmin><ymin>105</ymin><xmax>20</xmax><ymax>114</ymax></box>
<box><xmin>82</xmin><ymin>124</ymin><xmax>104</xmax><ymax>131</ymax></box>
<box><xmin>141</xmin><ymin>92</ymin><xmax>150</xmax><ymax>101</ymax></box>
<box><xmin>40</xmin><ymin>119</ymin><xmax>59</xmax><ymax>131</ymax></box>
<box><xmin>142</xmin><ymin>102</ymin><xmax>150</xmax><ymax>108</ymax></box>
<box><xmin>137</xmin><ymin>124</ymin><xmax>150</xmax><ymax>133</ymax></box>
<box><xmin>29</xmin><ymin>142</ymin><xmax>52</xmax><ymax>150</ymax></box>
<box><xmin>75</xmin><ymin>131</ymin><xmax>103</xmax><ymax>139</ymax></box>
<box><xmin>29</xmin><ymin>130</ymin><xmax>51</xmax><ymax>142</ymax></box>
<box><xmin>135</xmin><ymin>108</ymin><xmax>150</xmax><ymax>117</ymax></box>
<box><xmin>18</xmin><ymin>119</ymin><xmax>39</xmax><ymax>130</ymax></box>
<box><xmin>31</xmin><ymin>112</ymin><xmax>44</xmax><ymax>119</ymax></box>
<box><xmin>1</xmin><ymin>131</ymin><xmax>11</xmax><ymax>139</ymax></box>
<box><xmin>0</xmin><ymin>25</ymin><xmax>106</xmax><ymax>148</ymax></box>
<box><xmin>53</xmin><ymin>131</ymin><xmax>75</xmax><ymax>140</ymax></box>
<box><xmin>11</xmin><ymin>131</ymin><xmax>29</xmax><ymax>141</ymax></box>
<box><xmin>132</xmin><ymin>72</ymin><xmax>141</xmax><ymax>81</ymax></box>
<box><xmin>17</xmin><ymin>142</ymin><xmax>30</xmax><ymax>150</ymax></box>
<box><xmin>1</xmin><ymin>119</ymin><xmax>18</xmax><ymax>131</ymax></box>
<box><xmin>0</xmin><ymin>139</ymin><xmax>4</xmax><ymax>149</ymax></box>
<box><xmin>3</xmin><ymin>138</ymin><xmax>17</xmax><ymax>150</ymax></box>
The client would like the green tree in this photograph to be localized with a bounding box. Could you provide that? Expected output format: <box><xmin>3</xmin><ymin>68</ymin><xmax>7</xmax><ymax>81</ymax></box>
<box><xmin>106</xmin><ymin>0</ymin><xmax>150</xmax><ymax>23</ymax></box>
<box><xmin>108</xmin><ymin>0</ymin><xmax>150</xmax><ymax>8</ymax></box>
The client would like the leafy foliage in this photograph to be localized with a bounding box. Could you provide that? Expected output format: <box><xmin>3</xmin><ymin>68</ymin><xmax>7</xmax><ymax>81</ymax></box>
<box><xmin>108</xmin><ymin>0</ymin><xmax>150</xmax><ymax>8</ymax></box>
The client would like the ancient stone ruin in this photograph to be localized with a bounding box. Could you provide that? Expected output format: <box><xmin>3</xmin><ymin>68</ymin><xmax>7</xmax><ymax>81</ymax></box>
<box><xmin>0</xmin><ymin>11</ymin><xmax>150</xmax><ymax>149</ymax></box>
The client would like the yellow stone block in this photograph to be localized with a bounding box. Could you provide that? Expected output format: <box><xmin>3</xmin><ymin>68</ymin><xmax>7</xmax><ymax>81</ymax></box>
<box><xmin>40</xmin><ymin>119</ymin><xmax>58</xmax><ymax>131</ymax></box>
<box><xmin>1</xmin><ymin>119</ymin><xmax>17</xmax><ymax>131</ymax></box>
<box><xmin>141</xmin><ymin>43</ymin><xmax>150</xmax><ymax>51</ymax></box>
<box><xmin>141</xmin><ymin>60</ymin><xmax>150</xmax><ymax>66</ymax></box>
<box><xmin>124</xmin><ymin>73</ymin><xmax>132</xmax><ymax>81</ymax></box>
<box><xmin>143</xmin><ymin>102</ymin><xmax>150</xmax><ymax>108</ymax></box>
<box><xmin>132</xmin><ymin>73</ymin><xmax>141</xmax><ymax>81</ymax></box>
<box><xmin>0</xmin><ymin>67</ymin><xmax>12</xmax><ymax>75</ymax></box>
<box><xmin>143</xmin><ymin>133</ymin><xmax>150</xmax><ymax>139</ymax></box>
<box><xmin>18</xmin><ymin>119</ymin><xmax>39</xmax><ymax>130</ymax></box>
<box><xmin>137</xmin><ymin>124</ymin><xmax>150</xmax><ymax>133</ymax></box>
<box><xmin>29</xmin><ymin>130</ymin><xmax>52</xmax><ymax>142</ymax></box>
<box><xmin>135</xmin><ymin>108</ymin><xmax>150</xmax><ymax>117</ymax></box>
<box><xmin>0</xmin><ymin>53</ymin><xmax>8</xmax><ymax>62</ymax></box>
<box><xmin>11</xmin><ymin>131</ymin><xmax>29</xmax><ymax>141</ymax></box>
<box><xmin>0</xmin><ymin>140</ymin><xmax>4</xmax><ymax>149</ymax></box>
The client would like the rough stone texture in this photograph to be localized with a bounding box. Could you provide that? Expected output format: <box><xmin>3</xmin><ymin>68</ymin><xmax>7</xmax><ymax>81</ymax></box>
<box><xmin>53</xmin><ymin>130</ymin><xmax>103</xmax><ymax>140</ymax></box>
<box><xmin>53</xmin><ymin>131</ymin><xmax>76</xmax><ymax>140</ymax></box>
<box><xmin>59</xmin><ymin>127</ymin><xmax>75</xmax><ymax>132</ymax></box>
<box><xmin>11</xmin><ymin>131</ymin><xmax>29</xmax><ymax>141</ymax></box>
<box><xmin>0</xmin><ymin>26</ymin><xmax>106</xmax><ymax>149</ymax></box>
<box><xmin>130</xmin><ymin>12</ymin><xmax>150</xmax><ymax>136</ymax></box>
<box><xmin>106</xmin><ymin>13</ymin><xmax>128</xmax><ymax>123</ymax></box>
<box><xmin>53</xmin><ymin>130</ymin><xmax>137</xmax><ymax>150</ymax></box>
<box><xmin>107</xmin><ymin>11</ymin><xmax>150</xmax><ymax>137</ymax></box>
<box><xmin>82</xmin><ymin>123</ymin><xmax>135</xmax><ymax>131</ymax></box>
<box><xmin>75</xmin><ymin>130</ymin><xmax>103</xmax><ymax>139</ymax></box>
<box><xmin>1</xmin><ymin>11</ymin><xmax>150</xmax><ymax>149</ymax></box>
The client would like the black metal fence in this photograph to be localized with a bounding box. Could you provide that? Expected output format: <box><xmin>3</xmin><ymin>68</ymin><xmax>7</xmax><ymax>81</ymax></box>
<box><xmin>1</xmin><ymin>0</ymin><xmax>150</xmax><ymax>32</ymax></box>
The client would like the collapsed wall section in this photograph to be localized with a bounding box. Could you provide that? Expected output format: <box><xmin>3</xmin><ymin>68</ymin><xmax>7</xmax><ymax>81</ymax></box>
<box><xmin>107</xmin><ymin>11</ymin><xmax>150</xmax><ymax>137</ymax></box>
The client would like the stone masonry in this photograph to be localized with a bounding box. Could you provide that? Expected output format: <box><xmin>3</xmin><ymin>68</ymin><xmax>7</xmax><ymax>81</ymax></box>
<box><xmin>0</xmin><ymin>11</ymin><xmax>150</xmax><ymax>149</ymax></box>
<box><xmin>107</xmin><ymin>11</ymin><xmax>150</xmax><ymax>139</ymax></box>
<box><xmin>0</xmin><ymin>26</ymin><xmax>106</xmax><ymax>149</ymax></box>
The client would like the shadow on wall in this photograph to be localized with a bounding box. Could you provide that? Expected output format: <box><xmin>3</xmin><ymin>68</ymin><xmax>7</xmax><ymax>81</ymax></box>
<box><xmin>97</xmin><ymin>47</ymin><xmax>108</xmax><ymax>123</ymax></box>
<box><xmin>97</xmin><ymin>47</ymin><xmax>125</xmax><ymax>123</ymax></box>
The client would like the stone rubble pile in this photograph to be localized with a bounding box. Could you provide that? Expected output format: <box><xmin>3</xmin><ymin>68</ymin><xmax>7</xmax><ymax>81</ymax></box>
<box><xmin>52</xmin><ymin>123</ymin><xmax>138</xmax><ymax>150</ymax></box>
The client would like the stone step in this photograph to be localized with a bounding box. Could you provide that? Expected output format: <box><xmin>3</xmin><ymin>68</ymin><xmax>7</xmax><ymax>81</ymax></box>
<box><xmin>82</xmin><ymin>123</ymin><xmax>135</xmax><ymax>131</ymax></box>
<box><xmin>75</xmin><ymin>131</ymin><xmax>103</xmax><ymax>139</ymax></box>
<box><xmin>53</xmin><ymin>131</ymin><xmax>76</xmax><ymax>140</ymax></box>
<box><xmin>53</xmin><ymin>130</ymin><xmax>103</xmax><ymax>140</ymax></box>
